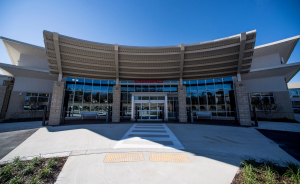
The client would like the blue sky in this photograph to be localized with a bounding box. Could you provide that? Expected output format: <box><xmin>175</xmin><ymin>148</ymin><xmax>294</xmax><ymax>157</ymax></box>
<box><xmin>0</xmin><ymin>0</ymin><xmax>299</xmax><ymax>82</ymax></box>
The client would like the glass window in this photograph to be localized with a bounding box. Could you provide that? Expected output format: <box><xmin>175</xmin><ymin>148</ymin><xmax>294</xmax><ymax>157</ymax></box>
<box><xmin>250</xmin><ymin>92</ymin><xmax>275</xmax><ymax>111</ymax></box>
<box><xmin>128</xmin><ymin>85</ymin><xmax>135</xmax><ymax>92</ymax></box>
<box><xmin>170</xmin><ymin>85</ymin><xmax>178</xmax><ymax>92</ymax></box>
<box><xmin>93</xmin><ymin>80</ymin><xmax>100</xmax><ymax>91</ymax></box>
<box><xmin>142</xmin><ymin>85</ymin><xmax>149</xmax><ymax>92</ymax></box>
<box><xmin>84</xmin><ymin>85</ymin><xmax>92</xmax><ymax>91</ymax></box>
<box><xmin>92</xmin><ymin>92</ymin><xmax>100</xmax><ymax>104</ymax></box>
<box><xmin>26</xmin><ymin>93</ymin><xmax>38</xmax><ymax>96</ymax></box>
<box><xmin>75</xmin><ymin>80</ymin><xmax>84</xmax><ymax>91</ymax></box>
<box><xmin>158</xmin><ymin>96</ymin><xmax>165</xmax><ymax>100</ymax></box>
<box><xmin>215</xmin><ymin>90</ymin><xmax>225</xmax><ymax>111</ymax></box>
<box><xmin>206</xmin><ymin>79</ymin><xmax>214</xmax><ymax>90</ymax></box>
<box><xmin>142</xmin><ymin>96</ymin><xmax>149</xmax><ymax>100</ymax></box>
<box><xmin>24</xmin><ymin>97</ymin><xmax>38</xmax><ymax>110</ymax></box>
<box><xmin>198</xmin><ymin>80</ymin><xmax>206</xmax><ymax>91</ymax></box>
<box><xmin>108</xmin><ymin>86</ymin><xmax>113</xmax><ymax>93</ymax></box>
<box><xmin>156</xmin><ymin>85</ymin><xmax>163</xmax><ymax>92</ymax></box>
<box><xmin>191</xmin><ymin>85</ymin><xmax>197</xmax><ymax>92</ymax></box>
<box><xmin>164</xmin><ymin>85</ymin><xmax>170</xmax><ymax>92</ymax></box>
<box><xmin>39</xmin><ymin>93</ymin><xmax>49</xmax><ymax>97</ymax></box>
<box><xmin>66</xmin><ymin>82</ymin><xmax>75</xmax><ymax>91</ymax></box>
<box><xmin>121</xmin><ymin>86</ymin><xmax>127</xmax><ymax>92</ymax></box>
<box><xmin>121</xmin><ymin>93</ymin><xmax>127</xmax><ymax>102</ymax></box>
<box><xmin>149</xmin><ymin>85</ymin><xmax>156</xmax><ymax>92</ymax></box>
<box><xmin>150</xmin><ymin>96</ymin><xmax>157</xmax><ymax>100</ymax></box>
<box><xmin>24</xmin><ymin>93</ymin><xmax>50</xmax><ymax>111</ymax></box>
<box><xmin>134</xmin><ymin>96</ymin><xmax>141</xmax><ymax>100</ymax></box>
<box><xmin>135</xmin><ymin>85</ymin><xmax>141</xmax><ymax>92</ymax></box>
<box><xmin>199</xmin><ymin>91</ymin><xmax>207</xmax><ymax>111</ymax></box>
<box><xmin>214</xmin><ymin>78</ymin><xmax>223</xmax><ymax>91</ymax></box>
<box><xmin>207</xmin><ymin>91</ymin><xmax>216</xmax><ymax>111</ymax></box>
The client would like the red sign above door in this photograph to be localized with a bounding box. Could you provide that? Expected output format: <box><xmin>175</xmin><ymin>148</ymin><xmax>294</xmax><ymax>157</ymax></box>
<box><xmin>134</xmin><ymin>79</ymin><xmax>165</xmax><ymax>83</ymax></box>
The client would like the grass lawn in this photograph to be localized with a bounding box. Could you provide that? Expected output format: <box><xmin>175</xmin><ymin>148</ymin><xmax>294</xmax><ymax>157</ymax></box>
<box><xmin>0</xmin><ymin>155</ymin><xmax>67</xmax><ymax>184</ymax></box>
<box><xmin>232</xmin><ymin>158</ymin><xmax>300</xmax><ymax>184</ymax></box>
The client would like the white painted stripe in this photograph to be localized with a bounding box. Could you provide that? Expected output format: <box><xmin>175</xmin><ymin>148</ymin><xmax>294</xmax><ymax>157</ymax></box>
<box><xmin>113</xmin><ymin>123</ymin><xmax>184</xmax><ymax>149</ymax></box>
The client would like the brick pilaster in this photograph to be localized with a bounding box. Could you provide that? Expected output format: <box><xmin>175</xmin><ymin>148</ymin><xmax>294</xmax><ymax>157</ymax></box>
<box><xmin>112</xmin><ymin>85</ymin><xmax>120</xmax><ymax>122</ymax></box>
<box><xmin>178</xmin><ymin>85</ymin><xmax>187</xmax><ymax>122</ymax></box>
<box><xmin>48</xmin><ymin>81</ymin><xmax>65</xmax><ymax>125</ymax></box>
<box><xmin>234</xmin><ymin>81</ymin><xmax>252</xmax><ymax>126</ymax></box>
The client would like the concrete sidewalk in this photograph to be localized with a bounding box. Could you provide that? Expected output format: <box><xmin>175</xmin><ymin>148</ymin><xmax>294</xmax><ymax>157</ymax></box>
<box><xmin>1</xmin><ymin>123</ymin><xmax>299</xmax><ymax>164</ymax></box>
<box><xmin>1</xmin><ymin>122</ymin><xmax>299</xmax><ymax>184</ymax></box>
<box><xmin>254</xmin><ymin>120</ymin><xmax>300</xmax><ymax>132</ymax></box>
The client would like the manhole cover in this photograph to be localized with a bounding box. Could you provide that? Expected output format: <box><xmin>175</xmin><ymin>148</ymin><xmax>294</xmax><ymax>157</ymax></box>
<box><xmin>150</xmin><ymin>153</ymin><xmax>190</xmax><ymax>163</ymax></box>
<box><xmin>104</xmin><ymin>153</ymin><xmax>144</xmax><ymax>163</ymax></box>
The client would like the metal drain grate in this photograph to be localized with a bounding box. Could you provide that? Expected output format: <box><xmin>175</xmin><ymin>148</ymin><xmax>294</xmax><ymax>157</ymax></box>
<box><xmin>150</xmin><ymin>153</ymin><xmax>190</xmax><ymax>163</ymax></box>
<box><xmin>104</xmin><ymin>153</ymin><xmax>144</xmax><ymax>163</ymax></box>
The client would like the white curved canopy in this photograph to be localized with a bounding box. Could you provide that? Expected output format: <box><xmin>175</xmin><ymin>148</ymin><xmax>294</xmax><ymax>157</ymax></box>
<box><xmin>43</xmin><ymin>30</ymin><xmax>257</xmax><ymax>81</ymax></box>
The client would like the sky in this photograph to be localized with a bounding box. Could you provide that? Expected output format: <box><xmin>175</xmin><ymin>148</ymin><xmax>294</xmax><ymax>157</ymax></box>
<box><xmin>0</xmin><ymin>0</ymin><xmax>299</xmax><ymax>82</ymax></box>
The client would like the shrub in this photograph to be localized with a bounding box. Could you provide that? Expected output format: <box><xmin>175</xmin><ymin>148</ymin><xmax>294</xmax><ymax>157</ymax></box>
<box><xmin>9</xmin><ymin>176</ymin><xmax>23</xmax><ymax>184</ymax></box>
<box><xmin>40</xmin><ymin>167</ymin><xmax>52</xmax><ymax>179</ymax></box>
<box><xmin>284</xmin><ymin>162</ymin><xmax>300</xmax><ymax>183</ymax></box>
<box><xmin>27</xmin><ymin>175</ymin><xmax>39</xmax><ymax>184</ymax></box>
<box><xmin>0</xmin><ymin>164</ymin><xmax>13</xmax><ymax>182</ymax></box>
<box><xmin>21</xmin><ymin>163</ymin><xmax>34</xmax><ymax>175</ymax></box>
<box><xmin>31</xmin><ymin>155</ymin><xmax>44</xmax><ymax>166</ymax></box>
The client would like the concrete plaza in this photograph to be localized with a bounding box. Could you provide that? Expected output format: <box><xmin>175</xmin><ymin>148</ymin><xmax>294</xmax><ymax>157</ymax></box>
<box><xmin>0</xmin><ymin>121</ymin><xmax>299</xmax><ymax>183</ymax></box>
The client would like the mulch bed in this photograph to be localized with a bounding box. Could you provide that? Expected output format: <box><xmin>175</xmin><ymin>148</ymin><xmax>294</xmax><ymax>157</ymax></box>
<box><xmin>0</xmin><ymin>156</ymin><xmax>68</xmax><ymax>184</ymax></box>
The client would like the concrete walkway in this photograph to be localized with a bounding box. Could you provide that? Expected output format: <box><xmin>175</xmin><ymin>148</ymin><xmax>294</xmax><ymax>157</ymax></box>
<box><xmin>1</xmin><ymin>121</ymin><xmax>299</xmax><ymax>183</ymax></box>
<box><xmin>254</xmin><ymin>120</ymin><xmax>300</xmax><ymax>132</ymax></box>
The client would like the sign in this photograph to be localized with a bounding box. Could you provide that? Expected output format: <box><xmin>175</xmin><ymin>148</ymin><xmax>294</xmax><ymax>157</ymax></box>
<box><xmin>134</xmin><ymin>79</ymin><xmax>164</xmax><ymax>83</ymax></box>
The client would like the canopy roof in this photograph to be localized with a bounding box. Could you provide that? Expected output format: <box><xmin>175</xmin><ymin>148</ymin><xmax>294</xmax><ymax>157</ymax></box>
<box><xmin>43</xmin><ymin>30</ymin><xmax>257</xmax><ymax>81</ymax></box>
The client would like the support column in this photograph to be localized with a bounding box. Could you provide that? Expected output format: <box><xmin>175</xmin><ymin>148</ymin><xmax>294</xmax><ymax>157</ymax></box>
<box><xmin>48</xmin><ymin>81</ymin><xmax>65</xmax><ymax>125</ymax></box>
<box><xmin>178</xmin><ymin>85</ymin><xmax>187</xmax><ymax>122</ymax></box>
<box><xmin>112</xmin><ymin>85</ymin><xmax>121</xmax><ymax>122</ymax></box>
<box><xmin>234</xmin><ymin>81</ymin><xmax>252</xmax><ymax>126</ymax></box>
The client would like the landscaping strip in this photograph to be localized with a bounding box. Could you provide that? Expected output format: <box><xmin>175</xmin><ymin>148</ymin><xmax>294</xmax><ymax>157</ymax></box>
<box><xmin>0</xmin><ymin>155</ymin><xmax>67</xmax><ymax>184</ymax></box>
<box><xmin>232</xmin><ymin>158</ymin><xmax>300</xmax><ymax>184</ymax></box>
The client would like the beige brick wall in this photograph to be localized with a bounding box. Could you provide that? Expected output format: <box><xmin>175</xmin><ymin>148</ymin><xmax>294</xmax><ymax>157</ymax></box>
<box><xmin>178</xmin><ymin>85</ymin><xmax>187</xmax><ymax>122</ymax></box>
<box><xmin>112</xmin><ymin>85</ymin><xmax>120</xmax><ymax>122</ymax></box>
<box><xmin>252</xmin><ymin>91</ymin><xmax>295</xmax><ymax>120</ymax></box>
<box><xmin>235</xmin><ymin>81</ymin><xmax>252</xmax><ymax>126</ymax></box>
<box><xmin>48</xmin><ymin>81</ymin><xmax>65</xmax><ymax>125</ymax></box>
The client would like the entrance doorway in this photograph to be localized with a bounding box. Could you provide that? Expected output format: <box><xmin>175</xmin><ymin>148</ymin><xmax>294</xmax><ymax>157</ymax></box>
<box><xmin>131</xmin><ymin>93</ymin><xmax>168</xmax><ymax>121</ymax></box>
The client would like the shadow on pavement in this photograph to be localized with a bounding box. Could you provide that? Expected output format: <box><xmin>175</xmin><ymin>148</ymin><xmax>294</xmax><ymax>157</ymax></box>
<box><xmin>256</xmin><ymin>129</ymin><xmax>300</xmax><ymax>162</ymax></box>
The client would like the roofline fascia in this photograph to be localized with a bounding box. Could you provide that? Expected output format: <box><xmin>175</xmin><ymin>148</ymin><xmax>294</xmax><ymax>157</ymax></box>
<box><xmin>250</xmin><ymin>62</ymin><xmax>300</xmax><ymax>73</ymax></box>
<box><xmin>0</xmin><ymin>36</ymin><xmax>45</xmax><ymax>50</ymax></box>
<box><xmin>0</xmin><ymin>62</ymin><xmax>50</xmax><ymax>73</ymax></box>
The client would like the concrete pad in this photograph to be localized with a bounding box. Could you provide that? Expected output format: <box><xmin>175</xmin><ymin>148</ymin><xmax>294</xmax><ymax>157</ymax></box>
<box><xmin>255</xmin><ymin>121</ymin><xmax>300</xmax><ymax>132</ymax></box>
<box><xmin>167</xmin><ymin>124</ymin><xmax>300</xmax><ymax>164</ymax></box>
<box><xmin>0</xmin><ymin>123</ymin><xmax>133</xmax><ymax>162</ymax></box>
<box><xmin>56</xmin><ymin>154</ymin><xmax>240</xmax><ymax>184</ymax></box>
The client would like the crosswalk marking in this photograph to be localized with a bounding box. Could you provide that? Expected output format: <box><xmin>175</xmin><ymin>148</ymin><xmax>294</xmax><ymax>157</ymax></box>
<box><xmin>113</xmin><ymin>123</ymin><xmax>184</xmax><ymax>149</ymax></box>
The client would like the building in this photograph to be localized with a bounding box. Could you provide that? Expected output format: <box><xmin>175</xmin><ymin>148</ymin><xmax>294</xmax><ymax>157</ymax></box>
<box><xmin>0</xmin><ymin>30</ymin><xmax>299</xmax><ymax>126</ymax></box>
<box><xmin>288</xmin><ymin>82</ymin><xmax>300</xmax><ymax>108</ymax></box>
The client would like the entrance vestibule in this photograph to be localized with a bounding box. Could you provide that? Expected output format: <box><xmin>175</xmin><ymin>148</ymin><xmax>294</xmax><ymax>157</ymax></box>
<box><xmin>131</xmin><ymin>92</ymin><xmax>169</xmax><ymax>121</ymax></box>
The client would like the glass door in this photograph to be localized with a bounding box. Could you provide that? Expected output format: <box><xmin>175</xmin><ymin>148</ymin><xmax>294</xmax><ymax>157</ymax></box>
<box><xmin>133</xmin><ymin>96</ymin><xmax>165</xmax><ymax>121</ymax></box>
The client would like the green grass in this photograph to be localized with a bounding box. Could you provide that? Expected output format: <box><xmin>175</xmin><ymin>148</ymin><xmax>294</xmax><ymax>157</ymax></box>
<box><xmin>233</xmin><ymin>158</ymin><xmax>300</xmax><ymax>184</ymax></box>
<box><xmin>0</xmin><ymin>155</ymin><xmax>67</xmax><ymax>184</ymax></box>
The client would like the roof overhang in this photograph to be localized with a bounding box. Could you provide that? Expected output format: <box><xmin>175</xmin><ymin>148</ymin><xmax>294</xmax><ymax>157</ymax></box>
<box><xmin>0</xmin><ymin>37</ymin><xmax>46</xmax><ymax>66</ymax></box>
<box><xmin>254</xmin><ymin>36</ymin><xmax>300</xmax><ymax>64</ymax></box>
<box><xmin>43</xmin><ymin>30</ymin><xmax>257</xmax><ymax>81</ymax></box>
<box><xmin>241</xmin><ymin>62</ymin><xmax>300</xmax><ymax>82</ymax></box>
<box><xmin>0</xmin><ymin>62</ymin><xmax>58</xmax><ymax>80</ymax></box>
